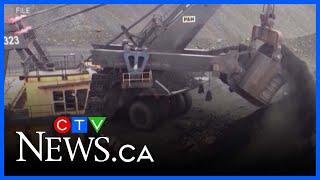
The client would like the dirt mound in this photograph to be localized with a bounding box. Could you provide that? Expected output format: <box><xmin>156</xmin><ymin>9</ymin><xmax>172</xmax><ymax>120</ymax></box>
<box><xmin>206</xmin><ymin>45</ymin><xmax>315</xmax><ymax>174</ymax></box>
<box><xmin>167</xmin><ymin>44</ymin><xmax>315</xmax><ymax>175</ymax></box>
<box><xmin>284</xmin><ymin>34</ymin><xmax>316</xmax><ymax>73</ymax></box>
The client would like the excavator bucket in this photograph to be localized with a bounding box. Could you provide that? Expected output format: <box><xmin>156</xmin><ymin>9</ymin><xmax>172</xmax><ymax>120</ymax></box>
<box><xmin>232</xmin><ymin>8</ymin><xmax>286</xmax><ymax>106</ymax></box>
<box><xmin>234</xmin><ymin>48</ymin><xmax>286</xmax><ymax>106</ymax></box>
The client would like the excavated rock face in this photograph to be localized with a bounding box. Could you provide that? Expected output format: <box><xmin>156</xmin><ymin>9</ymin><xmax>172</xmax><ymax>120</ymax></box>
<box><xmin>5</xmin><ymin>5</ymin><xmax>315</xmax><ymax>78</ymax></box>
<box><xmin>4</xmin><ymin>5</ymin><xmax>315</xmax><ymax>46</ymax></box>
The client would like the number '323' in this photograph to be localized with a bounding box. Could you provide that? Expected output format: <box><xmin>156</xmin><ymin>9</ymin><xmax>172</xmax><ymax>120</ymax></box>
<box><xmin>4</xmin><ymin>36</ymin><xmax>20</xmax><ymax>45</ymax></box>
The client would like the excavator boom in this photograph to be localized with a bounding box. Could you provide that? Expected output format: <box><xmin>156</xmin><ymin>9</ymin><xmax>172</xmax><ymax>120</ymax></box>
<box><xmin>144</xmin><ymin>5</ymin><xmax>221</xmax><ymax>52</ymax></box>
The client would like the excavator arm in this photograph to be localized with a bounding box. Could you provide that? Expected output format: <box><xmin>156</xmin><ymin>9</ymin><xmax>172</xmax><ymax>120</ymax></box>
<box><xmin>4</xmin><ymin>5</ymin><xmax>104</xmax><ymax>75</ymax></box>
<box><xmin>140</xmin><ymin>4</ymin><xmax>221</xmax><ymax>52</ymax></box>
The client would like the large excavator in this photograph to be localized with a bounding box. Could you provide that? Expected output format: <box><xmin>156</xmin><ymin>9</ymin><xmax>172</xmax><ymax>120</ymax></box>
<box><xmin>5</xmin><ymin>4</ymin><xmax>286</xmax><ymax>130</ymax></box>
<box><xmin>86</xmin><ymin>4</ymin><xmax>285</xmax><ymax>130</ymax></box>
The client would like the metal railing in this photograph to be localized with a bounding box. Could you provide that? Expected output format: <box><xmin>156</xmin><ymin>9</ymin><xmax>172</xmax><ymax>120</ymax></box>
<box><xmin>122</xmin><ymin>71</ymin><xmax>153</xmax><ymax>88</ymax></box>
<box><xmin>6</xmin><ymin>53</ymin><xmax>85</xmax><ymax>77</ymax></box>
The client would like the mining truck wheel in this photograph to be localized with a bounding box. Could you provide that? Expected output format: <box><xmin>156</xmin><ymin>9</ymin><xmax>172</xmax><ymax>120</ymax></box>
<box><xmin>182</xmin><ymin>91</ymin><xmax>192</xmax><ymax>114</ymax></box>
<box><xmin>129</xmin><ymin>99</ymin><xmax>159</xmax><ymax>130</ymax></box>
<box><xmin>169</xmin><ymin>94</ymin><xmax>186</xmax><ymax>117</ymax></box>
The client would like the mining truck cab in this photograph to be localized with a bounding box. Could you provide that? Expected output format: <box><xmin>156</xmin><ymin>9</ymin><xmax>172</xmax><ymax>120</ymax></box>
<box><xmin>5</xmin><ymin>57</ymin><xmax>95</xmax><ymax>145</ymax></box>
<box><xmin>5</xmin><ymin>55</ymin><xmax>95</xmax><ymax>121</ymax></box>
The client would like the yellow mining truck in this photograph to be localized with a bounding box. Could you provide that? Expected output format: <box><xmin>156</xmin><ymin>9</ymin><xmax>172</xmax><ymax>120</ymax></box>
<box><xmin>6</xmin><ymin>62</ymin><xmax>94</xmax><ymax>120</ymax></box>
<box><xmin>5</xmin><ymin>56</ymin><xmax>97</xmax><ymax>141</ymax></box>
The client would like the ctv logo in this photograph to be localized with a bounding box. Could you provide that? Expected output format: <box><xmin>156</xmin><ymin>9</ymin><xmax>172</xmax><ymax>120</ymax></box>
<box><xmin>16</xmin><ymin>116</ymin><xmax>155</xmax><ymax>163</ymax></box>
<box><xmin>54</xmin><ymin>116</ymin><xmax>107</xmax><ymax>134</ymax></box>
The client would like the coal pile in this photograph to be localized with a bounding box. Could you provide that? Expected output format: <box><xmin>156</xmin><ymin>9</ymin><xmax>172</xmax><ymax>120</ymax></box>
<box><xmin>190</xmin><ymin>45</ymin><xmax>316</xmax><ymax>174</ymax></box>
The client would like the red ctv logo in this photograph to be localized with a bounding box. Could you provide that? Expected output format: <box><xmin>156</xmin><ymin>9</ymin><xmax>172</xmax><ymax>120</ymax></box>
<box><xmin>53</xmin><ymin>116</ymin><xmax>107</xmax><ymax>134</ymax></box>
<box><xmin>53</xmin><ymin>116</ymin><xmax>71</xmax><ymax>134</ymax></box>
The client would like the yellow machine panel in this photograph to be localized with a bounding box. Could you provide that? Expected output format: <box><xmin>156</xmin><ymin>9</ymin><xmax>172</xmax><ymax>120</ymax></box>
<box><xmin>22</xmin><ymin>70</ymin><xmax>92</xmax><ymax>118</ymax></box>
